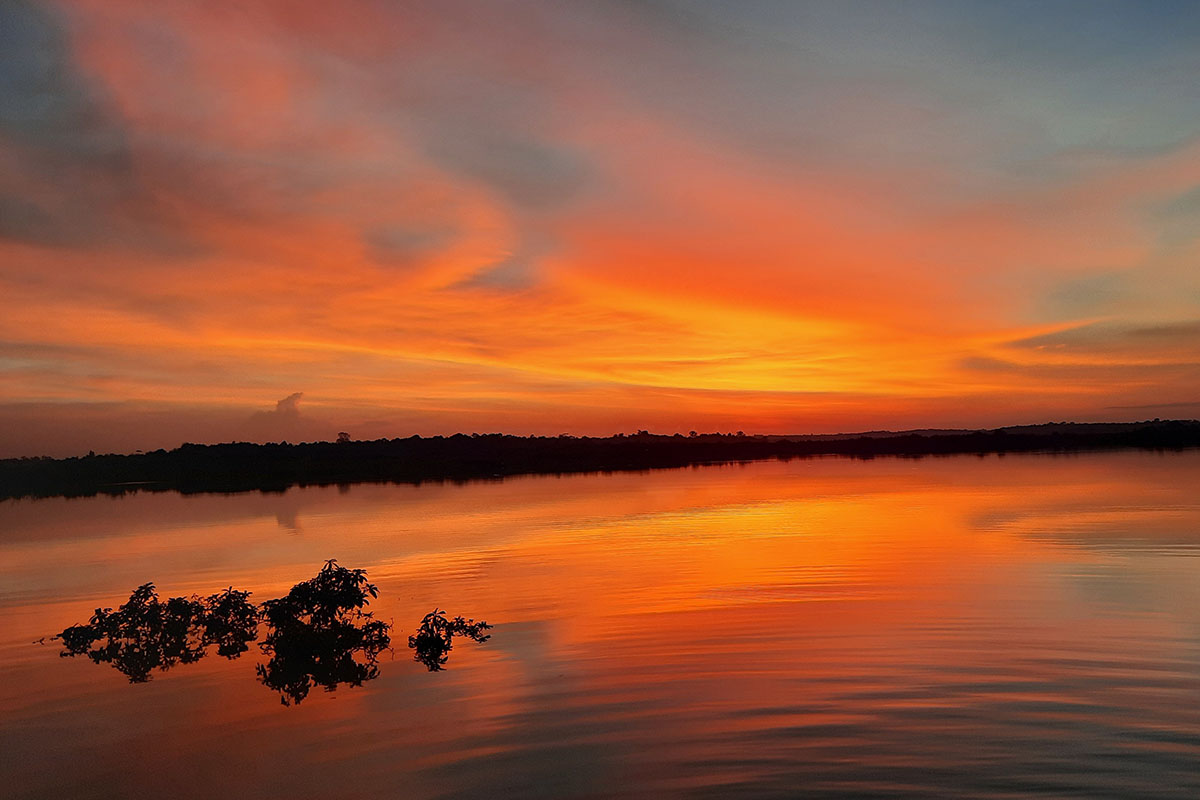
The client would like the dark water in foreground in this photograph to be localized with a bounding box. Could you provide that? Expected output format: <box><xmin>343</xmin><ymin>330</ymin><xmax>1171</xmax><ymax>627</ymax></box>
<box><xmin>3</xmin><ymin>451</ymin><xmax>1200</xmax><ymax>798</ymax></box>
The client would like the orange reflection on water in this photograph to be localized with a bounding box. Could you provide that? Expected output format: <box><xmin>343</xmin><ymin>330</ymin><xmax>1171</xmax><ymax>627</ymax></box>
<box><xmin>3</xmin><ymin>451</ymin><xmax>1200</xmax><ymax>797</ymax></box>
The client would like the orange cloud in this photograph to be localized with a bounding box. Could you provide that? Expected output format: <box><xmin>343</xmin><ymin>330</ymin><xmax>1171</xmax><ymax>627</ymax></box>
<box><xmin>1</xmin><ymin>1</ymin><xmax>1198</xmax><ymax>456</ymax></box>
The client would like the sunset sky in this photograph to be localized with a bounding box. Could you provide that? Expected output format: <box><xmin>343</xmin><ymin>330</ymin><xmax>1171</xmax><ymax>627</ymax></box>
<box><xmin>2</xmin><ymin>0</ymin><xmax>1199</xmax><ymax>457</ymax></box>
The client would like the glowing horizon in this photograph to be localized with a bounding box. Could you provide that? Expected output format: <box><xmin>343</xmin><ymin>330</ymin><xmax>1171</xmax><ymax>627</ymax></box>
<box><xmin>2</xmin><ymin>1</ymin><xmax>1199</xmax><ymax>457</ymax></box>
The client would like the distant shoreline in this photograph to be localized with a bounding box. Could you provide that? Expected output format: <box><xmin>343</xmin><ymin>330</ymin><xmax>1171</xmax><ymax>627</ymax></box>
<box><xmin>2</xmin><ymin>419</ymin><xmax>1198</xmax><ymax>502</ymax></box>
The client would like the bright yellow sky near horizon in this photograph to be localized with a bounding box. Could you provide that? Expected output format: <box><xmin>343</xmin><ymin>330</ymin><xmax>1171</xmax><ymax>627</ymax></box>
<box><xmin>2</xmin><ymin>1</ymin><xmax>1199</xmax><ymax>456</ymax></box>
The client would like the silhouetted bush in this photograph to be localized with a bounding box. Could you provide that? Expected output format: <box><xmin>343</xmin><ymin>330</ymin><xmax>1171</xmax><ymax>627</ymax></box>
<box><xmin>256</xmin><ymin>560</ymin><xmax>392</xmax><ymax>705</ymax></box>
<box><xmin>52</xmin><ymin>561</ymin><xmax>489</xmax><ymax>701</ymax></box>
<box><xmin>54</xmin><ymin>583</ymin><xmax>257</xmax><ymax>682</ymax></box>
<box><xmin>408</xmin><ymin>609</ymin><xmax>492</xmax><ymax>672</ymax></box>
<box><xmin>204</xmin><ymin>587</ymin><xmax>260</xmax><ymax>658</ymax></box>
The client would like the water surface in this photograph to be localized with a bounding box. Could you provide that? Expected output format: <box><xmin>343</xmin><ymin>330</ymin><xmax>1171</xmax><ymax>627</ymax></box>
<box><xmin>3</xmin><ymin>451</ymin><xmax>1200</xmax><ymax>798</ymax></box>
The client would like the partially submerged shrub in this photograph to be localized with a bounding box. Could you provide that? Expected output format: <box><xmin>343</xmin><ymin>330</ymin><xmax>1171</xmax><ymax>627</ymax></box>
<box><xmin>54</xmin><ymin>583</ymin><xmax>257</xmax><ymax>683</ymax></box>
<box><xmin>256</xmin><ymin>560</ymin><xmax>392</xmax><ymax>705</ymax></box>
<box><xmin>203</xmin><ymin>587</ymin><xmax>260</xmax><ymax>658</ymax></box>
<box><xmin>260</xmin><ymin>560</ymin><xmax>379</xmax><ymax>629</ymax></box>
<box><xmin>408</xmin><ymin>609</ymin><xmax>491</xmax><ymax>672</ymax></box>
<box><xmin>52</xmin><ymin>561</ymin><xmax>491</xmax><ymax>701</ymax></box>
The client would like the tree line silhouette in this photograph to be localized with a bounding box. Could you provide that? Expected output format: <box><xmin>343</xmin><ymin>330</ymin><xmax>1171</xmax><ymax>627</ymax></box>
<box><xmin>6</xmin><ymin>419</ymin><xmax>1200</xmax><ymax>501</ymax></box>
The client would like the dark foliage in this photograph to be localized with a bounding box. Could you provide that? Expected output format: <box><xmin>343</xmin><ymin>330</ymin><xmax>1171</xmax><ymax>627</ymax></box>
<box><xmin>54</xmin><ymin>583</ymin><xmax>258</xmax><ymax>683</ymax></box>
<box><xmin>53</xmin><ymin>562</ymin><xmax>493</xmax><ymax>702</ymax></box>
<box><xmin>204</xmin><ymin>587</ymin><xmax>260</xmax><ymax>658</ymax></box>
<box><xmin>5</xmin><ymin>420</ymin><xmax>1200</xmax><ymax>501</ymax></box>
<box><xmin>52</xmin><ymin>561</ymin><xmax>399</xmax><ymax>704</ymax></box>
<box><xmin>256</xmin><ymin>560</ymin><xmax>391</xmax><ymax>706</ymax></box>
<box><xmin>408</xmin><ymin>608</ymin><xmax>492</xmax><ymax>672</ymax></box>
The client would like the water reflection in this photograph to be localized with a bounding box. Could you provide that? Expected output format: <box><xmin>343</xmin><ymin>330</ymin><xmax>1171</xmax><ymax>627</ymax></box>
<box><xmin>51</xmin><ymin>561</ymin><xmax>489</xmax><ymax>704</ymax></box>
<box><xmin>408</xmin><ymin>609</ymin><xmax>492</xmax><ymax>672</ymax></box>
<box><xmin>15</xmin><ymin>453</ymin><xmax>1200</xmax><ymax>799</ymax></box>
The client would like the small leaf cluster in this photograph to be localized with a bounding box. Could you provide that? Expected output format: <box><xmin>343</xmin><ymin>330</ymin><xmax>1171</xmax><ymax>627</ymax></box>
<box><xmin>408</xmin><ymin>609</ymin><xmax>491</xmax><ymax>672</ymax></box>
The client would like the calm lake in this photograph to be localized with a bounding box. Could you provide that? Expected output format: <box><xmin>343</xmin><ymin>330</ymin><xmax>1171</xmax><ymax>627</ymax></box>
<box><xmin>4</xmin><ymin>451</ymin><xmax>1200</xmax><ymax>798</ymax></box>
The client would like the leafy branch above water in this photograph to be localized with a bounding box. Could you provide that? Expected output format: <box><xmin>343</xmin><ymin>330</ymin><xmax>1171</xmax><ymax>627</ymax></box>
<box><xmin>256</xmin><ymin>561</ymin><xmax>392</xmax><ymax>706</ymax></box>
<box><xmin>51</xmin><ymin>561</ymin><xmax>490</xmax><ymax>705</ymax></box>
<box><xmin>408</xmin><ymin>609</ymin><xmax>492</xmax><ymax>672</ymax></box>
<box><xmin>55</xmin><ymin>584</ymin><xmax>258</xmax><ymax>682</ymax></box>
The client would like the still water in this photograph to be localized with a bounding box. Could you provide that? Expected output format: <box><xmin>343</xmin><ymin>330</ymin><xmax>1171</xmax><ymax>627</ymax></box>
<box><xmin>3</xmin><ymin>451</ymin><xmax>1200</xmax><ymax>798</ymax></box>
